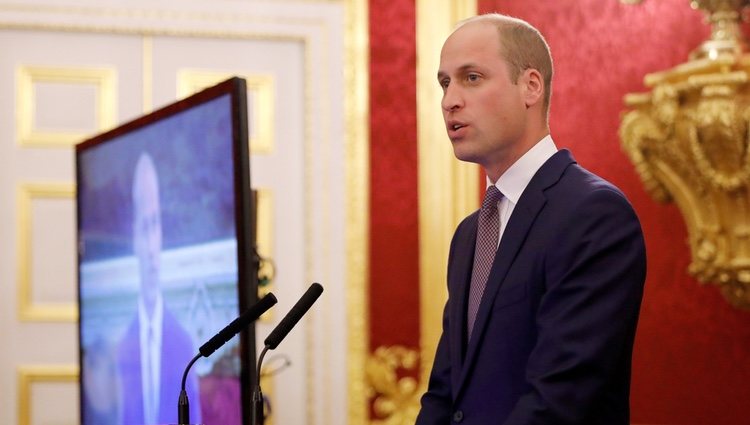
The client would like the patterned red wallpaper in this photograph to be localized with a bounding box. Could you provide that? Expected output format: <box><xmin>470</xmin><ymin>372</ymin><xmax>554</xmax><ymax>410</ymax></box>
<box><xmin>368</xmin><ymin>0</ymin><xmax>420</xmax><ymax>351</ymax></box>
<box><xmin>479</xmin><ymin>0</ymin><xmax>750</xmax><ymax>423</ymax></box>
<box><xmin>367</xmin><ymin>0</ymin><xmax>750</xmax><ymax>423</ymax></box>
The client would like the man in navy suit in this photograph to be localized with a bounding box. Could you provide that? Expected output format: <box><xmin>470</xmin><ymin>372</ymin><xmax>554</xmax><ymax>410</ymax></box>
<box><xmin>416</xmin><ymin>13</ymin><xmax>646</xmax><ymax>425</ymax></box>
<box><xmin>116</xmin><ymin>152</ymin><xmax>201</xmax><ymax>425</ymax></box>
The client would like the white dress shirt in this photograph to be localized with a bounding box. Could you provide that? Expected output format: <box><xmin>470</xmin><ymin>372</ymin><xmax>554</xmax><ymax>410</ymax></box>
<box><xmin>138</xmin><ymin>292</ymin><xmax>163</xmax><ymax>424</ymax></box>
<box><xmin>491</xmin><ymin>135</ymin><xmax>558</xmax><ymax>246</ymax></box>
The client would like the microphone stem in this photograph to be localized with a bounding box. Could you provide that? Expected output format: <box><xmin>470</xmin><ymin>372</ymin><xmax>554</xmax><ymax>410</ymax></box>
<box><xmin>182</xmin><ymin>353</ymin><xmax>201</xmax><ymax>390</ymax></box>
<box><xmin>178</xmin><ymin>352</ymin><xmax>201</xmax><ymax>425</ymax></box>
<box><xmin>252</xmin><ymin>345</ymin><xmax>270</xmax><ymax>425</ymax></box>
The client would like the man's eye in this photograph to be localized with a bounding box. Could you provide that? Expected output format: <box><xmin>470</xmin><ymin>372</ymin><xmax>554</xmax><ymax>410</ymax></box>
<box><xmin>439</xmin><ymin>79</ymin><xmax>450</xmax><ymax>89</ymax></box>
<box><xmin>467</xmin><ymin>74</ymin><xmax>480</xmax><ymax>82</ymax></box>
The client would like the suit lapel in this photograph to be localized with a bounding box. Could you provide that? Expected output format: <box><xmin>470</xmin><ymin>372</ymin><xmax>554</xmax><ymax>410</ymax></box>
<box><xmin>449</xmin><ymin>212</ymin><xmax>478</xmax><ymax>397</ymax></box>
<box><xmin>453</xmin><ymin>149</ymin><xmax>576</xmax><ymax>400</ymax></box>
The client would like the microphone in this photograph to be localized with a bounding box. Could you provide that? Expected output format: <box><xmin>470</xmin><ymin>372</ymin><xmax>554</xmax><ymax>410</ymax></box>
<box><xmin>264</xmin><ymin>283</ymin><xmax>323</xmax><ymax>349</ymax></box>
<box><xmin>178</xmin><ymin>293</ymin><xmax>278</xmax><ymax>425</ymax></box>
<box><xmin>199</xmin><ymin>293</ymin><xmax>278</xmax><ymax>357</ymax></box>
<box><xmin>252</xmin><ymin>283</ymin><xmax>323</xmax><ymax>425</ymax></box>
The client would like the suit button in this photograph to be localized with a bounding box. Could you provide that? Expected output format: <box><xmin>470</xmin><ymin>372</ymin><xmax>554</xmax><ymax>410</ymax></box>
<box><xmin>452</xmin><ymin>410</ymin><xmax>464</xmax><ymax>422</ymax></box>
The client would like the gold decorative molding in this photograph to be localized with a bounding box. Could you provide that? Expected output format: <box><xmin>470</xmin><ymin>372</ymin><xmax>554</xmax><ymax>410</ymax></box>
<box><xmin>416</xmin><ymin>0</ymin><xmax>478</xmax><ymax>410</ymax></box>
<box><xmin>366</xmin><ymin>346</ymin><xmax>421</xmax><ymax>425</ymax></box>
<box><xmin>17</xmin><ymin>364</ymin><xmax>79</xmax><ymax>425</ymax></box>
<box><xmin>620</xmin><ymin>0</ymin><xmax>750</xmax><ymax>309</ymax></box>
<box><xmin>256</xmin><ymin>188</ymin><xmax>275</xmax><ymax>322</ymax></box>
<box><xmin>687</xmin><ymin>0</ymin><xmax>749</xmax><ymax>60</ymax></box>
<box><xmin>17</xmin><ymin>182</ymin><xmax>77</xmax><ymax>322</ymax></box>
<box><xmin>622</xmin><ymin>1</ymin><xmax>750</xmax><ymax>59</ymax></box>
<box><xmin>17</xmin><ymin>65</ymin><xmax>116</xmax><ymax>147</ymax></box>
<box><xmin>142</xmin><ymin>35</ymin><xmax>153</xmax><ymax>113</ymax></box>
<box><xmin>344</xmin><ymin>0</ymin><xmax>370</xmax><ymax>423</ymax></box>
<box><xmin>177</xmin><ymin>70</ymin><xmax>275</xmax><ymax>155</ymax></box>
<box><xmin>0</xmin><ymin>3</ymin><xmax>334</xmax><ymax>28</ymax></box>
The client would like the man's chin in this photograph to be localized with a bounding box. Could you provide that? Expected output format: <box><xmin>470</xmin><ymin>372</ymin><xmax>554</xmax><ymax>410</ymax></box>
<box><xmin>451</xmin><ymin>147</ymin><xmax>481</xmax><ymax>165</ymax></box>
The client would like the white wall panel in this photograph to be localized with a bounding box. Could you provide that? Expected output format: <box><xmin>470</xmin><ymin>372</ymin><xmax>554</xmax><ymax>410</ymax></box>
<box><xmin>30</xmin><ymin>194</ymin><xmax>77</xmax><ymax>304</ymax></box>
<box><xmin>30</xmin><ymin>379</ymin><xmax>79</xmax><ymax>424</ymax></box>
<box><xmin>0</xmin><ymin>1</ymin><xmax>359</xmax><ymax>424</ymax></box>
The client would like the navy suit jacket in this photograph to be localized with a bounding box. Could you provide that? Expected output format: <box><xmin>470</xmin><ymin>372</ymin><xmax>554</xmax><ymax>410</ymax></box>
<box><xmin>117</xmin><ymin>306</ymin><xmax>201</xmax><ymax>425</ymax></box>
<box><xmin>416</xmin><ymin>150</ymin><xmax>646</xmax><ymax>425</ymax></box>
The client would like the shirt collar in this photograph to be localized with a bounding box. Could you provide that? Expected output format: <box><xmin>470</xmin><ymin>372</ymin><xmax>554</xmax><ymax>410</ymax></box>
<box><xmin>492</xmin><ymin>135</ymin><xmax>557</xmax><ymax>204</ymax></box>
<box><xmin>138</xmin><ymin>291</ymin><xmax>164</xmax><ymax>334</ymax></box>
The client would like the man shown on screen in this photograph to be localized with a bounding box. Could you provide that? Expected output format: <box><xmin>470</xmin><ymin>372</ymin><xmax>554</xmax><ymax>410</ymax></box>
<box><xmin>117</xmin><ymin>152</ymin><xmax>201</xmax><ymax>425</ymax></box>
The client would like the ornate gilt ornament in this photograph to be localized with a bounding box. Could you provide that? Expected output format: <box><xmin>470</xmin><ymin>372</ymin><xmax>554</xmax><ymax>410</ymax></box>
<box><xmin>365</xmin><ymin>346</ymin><xmax>421</xmax><ymax>425</ymax></box>
<box><xmin>620</xmin><ymin>0</ymin><xmax>750</xmax><ymax>309</ymax></box>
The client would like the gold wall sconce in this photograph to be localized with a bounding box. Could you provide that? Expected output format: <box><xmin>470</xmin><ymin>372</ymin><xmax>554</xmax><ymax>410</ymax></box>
<box><xmin>620</xmin><ymin>0</ymin><xmax>750</xmax><ymax>309</ymax></box>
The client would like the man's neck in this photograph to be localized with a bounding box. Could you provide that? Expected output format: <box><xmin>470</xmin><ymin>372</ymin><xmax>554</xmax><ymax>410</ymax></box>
<box><xmin>485</xmin><ymin>129</ymin><xmax>550</xmax><ymax>183</ymax></box>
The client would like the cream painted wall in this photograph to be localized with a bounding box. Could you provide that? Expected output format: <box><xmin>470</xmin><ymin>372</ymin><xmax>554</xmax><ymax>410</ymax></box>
<box><xmin>0</xmin><ymin>1</ymin><xmax>360</xmax><ymax>424</ymax></box>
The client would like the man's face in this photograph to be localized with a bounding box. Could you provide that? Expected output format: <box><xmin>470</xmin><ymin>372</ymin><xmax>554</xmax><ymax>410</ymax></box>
<box><xmin>133</xmin><ymin>163</ymin><xmax>162</xmax><ymax>308</ymax></box>
<box><xmin>438</xmin><ymin>22</ymin><xmax>527</xmax><ymax>179</ymax></box>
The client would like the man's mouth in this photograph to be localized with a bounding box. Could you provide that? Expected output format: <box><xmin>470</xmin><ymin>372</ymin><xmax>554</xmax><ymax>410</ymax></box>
<box><xmin>447</xmin><ymin>121</ymin><xmax>468</xmax><ymax>137</ymax></box>
<box><xmin>447</xmin><ymin>119</ymin><xmax>467</xmax><ymax>131</ymax></box>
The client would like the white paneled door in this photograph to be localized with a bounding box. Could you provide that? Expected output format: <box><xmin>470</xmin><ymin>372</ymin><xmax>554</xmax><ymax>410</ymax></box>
<box><xmin>0</xmin><ymin>1</ymin><xmax>366</xmax><ymax>424</ymax></box>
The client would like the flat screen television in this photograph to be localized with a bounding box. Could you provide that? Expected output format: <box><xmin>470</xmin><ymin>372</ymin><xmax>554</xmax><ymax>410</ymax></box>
<box><xmin>76</xmin><ymin>77</ymin><xmax>256</xmax><ymax>425</ymax></box>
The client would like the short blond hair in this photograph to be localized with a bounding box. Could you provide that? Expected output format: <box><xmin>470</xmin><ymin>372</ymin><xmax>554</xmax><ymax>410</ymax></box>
<box><xmin>459</xmin><ymin>13</ymin><xmax>554</xmax><ymax>121</ymax></box>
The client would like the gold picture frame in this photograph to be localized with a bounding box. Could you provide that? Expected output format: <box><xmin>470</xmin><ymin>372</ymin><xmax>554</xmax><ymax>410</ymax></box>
<box><xmin>17</xmin><ymin>364</ymin><xmax>79</xmax><ymax>425</ymax></box>
<box><xmin>17</xmin><ymin>65</ymin><xmax>116</xmax><ymax>147</ymax></box>
<box><xmin>17</xmin><ymin>182</ymin><xmax>77</xmax><ymax>322</ymax></box>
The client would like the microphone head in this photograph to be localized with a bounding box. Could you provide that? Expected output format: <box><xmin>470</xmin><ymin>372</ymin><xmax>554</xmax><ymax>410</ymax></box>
<box><xmin>199</xmin><ymin>292</ymin><xmax>277</xmax><ymax>357</ymax></box>
<box><xmin>264</xmin><ymin>283</ymin><xmax>323</xmax><ymax>349</ymax></box>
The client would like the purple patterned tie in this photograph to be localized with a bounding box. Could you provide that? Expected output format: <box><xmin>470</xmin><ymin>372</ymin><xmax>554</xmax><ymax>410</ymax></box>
<box><xmin>467</xmin><ymin>185</ymin><xmax>502</xmax><ymax>340</ymax></box>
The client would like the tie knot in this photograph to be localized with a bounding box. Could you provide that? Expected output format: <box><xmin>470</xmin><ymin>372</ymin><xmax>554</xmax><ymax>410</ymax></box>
<box><xmin>482</xmin><ymin>185</ymin><xmax>502</xmax><ymax>210</ymax></box>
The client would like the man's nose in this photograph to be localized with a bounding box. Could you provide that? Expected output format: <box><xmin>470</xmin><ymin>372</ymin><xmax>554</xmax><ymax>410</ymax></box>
<box><xmin>442</xmin><ymin>85</ymin><xmax>463</xmax><ymax>112</ymax></box>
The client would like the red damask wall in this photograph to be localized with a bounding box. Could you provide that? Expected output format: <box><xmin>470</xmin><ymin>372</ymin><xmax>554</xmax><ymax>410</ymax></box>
<box><xmin>368</xmin><ymin>0</ymin><xmax>420</xmax><ymax>351</ymax></box>
<box><xmin>478</xmin><ymin>0</ymin><xmax>750</xmax><ymax>423</ymax></box>
<box><xmin>368</xmin><ymin>0</ymin><xmax>750</xmax><ymax>423</ymax></box>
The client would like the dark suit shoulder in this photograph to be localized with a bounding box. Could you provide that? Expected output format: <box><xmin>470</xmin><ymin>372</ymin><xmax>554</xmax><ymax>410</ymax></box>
<box><xmin>561</xmin><ymin>163</ymin><xmax>626</xmax><ymax>195</ymax></box>
<box><xmin>539</xmin><ymin>152</ymin><xmax>635</xmax><ymax>213</ymax></box>
<box><xmin>564</xmin><ymin>168</ymin><xmax>634</xmax><ymax>214</ymax></box>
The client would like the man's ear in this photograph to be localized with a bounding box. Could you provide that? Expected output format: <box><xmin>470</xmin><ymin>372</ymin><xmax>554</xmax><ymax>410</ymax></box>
<box><xmin>522</xmin><ymin>68</ymin><xmax>544</xmax><ymax>108</ymax></box>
